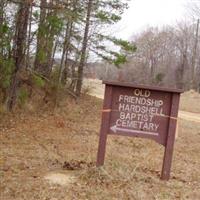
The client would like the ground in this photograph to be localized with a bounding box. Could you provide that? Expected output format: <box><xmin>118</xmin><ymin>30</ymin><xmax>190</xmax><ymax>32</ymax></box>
<box><xmin>0</xmin><ymin>82</ymin><xmax>200</xmax><ymax>200</ymax></box>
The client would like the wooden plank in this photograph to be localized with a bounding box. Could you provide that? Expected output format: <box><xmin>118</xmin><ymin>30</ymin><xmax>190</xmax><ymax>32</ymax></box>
<box><xmin>161</xmin><ymin>93</ymin><xmax>180</xmax><ymax>180</ymax></box>
<box><xmin>96</xmin><ymin>85</ymin><xmax>113</xmax><ymax>166</ymax></box>
<box><xmin>103</xmin><ymin>81</ymin><xmax>183</xmax><ymax>93</ymax></box>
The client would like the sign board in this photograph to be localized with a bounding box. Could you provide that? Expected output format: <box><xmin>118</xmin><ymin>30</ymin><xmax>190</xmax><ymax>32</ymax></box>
<box><xmin>96</xmin><ymin>81</ymin><xmax>183</xmax><ymax>180</ymax></box>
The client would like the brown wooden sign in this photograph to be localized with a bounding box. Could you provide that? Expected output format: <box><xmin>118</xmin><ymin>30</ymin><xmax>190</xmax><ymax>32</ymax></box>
<box><xmin>96</xmin><ymin>81</ymin><xmax>183</xmax><ymax>180</ymax></box>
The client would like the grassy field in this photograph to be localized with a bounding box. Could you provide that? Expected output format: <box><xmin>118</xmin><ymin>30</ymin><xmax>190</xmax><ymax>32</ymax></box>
<box><xmin>180</xmin><ymin>90</ymin><xmax>200</xmax><ymax>113</ymax></box>
<box><xmin>84</xmin><ymin>79</ymin><xmax>200</xmax><ymax>114</ymax></box>
<box><xmin>0</xmin><ymin>93</ymin><xmax>200</xmax><ymax>200</ymax></box>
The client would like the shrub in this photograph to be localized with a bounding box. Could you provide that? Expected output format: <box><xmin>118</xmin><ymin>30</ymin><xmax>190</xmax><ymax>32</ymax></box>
<box><xmin>32</xmin><ymin>74</ymin><xmax>45</xmax><ymax>88</ymax></box>
<box><xmin>18</xmin><ymin>88</ymin><xmax>29</xmax><ymax>107</ymax></box>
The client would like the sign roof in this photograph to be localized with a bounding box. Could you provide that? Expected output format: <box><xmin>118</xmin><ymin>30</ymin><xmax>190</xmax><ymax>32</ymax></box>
<box><xmin>103</xmin><ymin>81</ymin><xmax>184</xmax><ymax>93</ymax></box>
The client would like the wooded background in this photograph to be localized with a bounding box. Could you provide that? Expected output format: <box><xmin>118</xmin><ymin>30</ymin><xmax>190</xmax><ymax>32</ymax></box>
<box><xmin>87</xmin><ymin>20</ymin><xmax>200</xmax><ymax>91</ymax></box>
<box><xmin>0</xmin><ymin>0</ymin><xmax>199</xmax><ymax>112</ymax></box>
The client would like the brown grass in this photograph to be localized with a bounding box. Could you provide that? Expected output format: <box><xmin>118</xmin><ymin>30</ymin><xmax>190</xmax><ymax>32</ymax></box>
<box><xmin>179</xmin><ymin>90</ymin><xmax>200</xmax><ymax>113</ymax></box>
<box><xmin>0</xmin><ymin>94</ymin><xmax>200</xmax><ymax>200</ymax></box>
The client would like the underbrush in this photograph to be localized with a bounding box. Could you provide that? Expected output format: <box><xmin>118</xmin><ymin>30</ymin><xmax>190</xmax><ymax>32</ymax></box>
<box><xmin>0</xmin><ymin>72</ymin><xmax>84</xmax><ymax>116</ymax></box>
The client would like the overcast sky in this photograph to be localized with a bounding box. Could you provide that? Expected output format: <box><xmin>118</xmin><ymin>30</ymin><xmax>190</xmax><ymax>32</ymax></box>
<box><xmin>113</xmin><ymin>0</ymin><xmax>190</xmax><ymax>40</ymax></box>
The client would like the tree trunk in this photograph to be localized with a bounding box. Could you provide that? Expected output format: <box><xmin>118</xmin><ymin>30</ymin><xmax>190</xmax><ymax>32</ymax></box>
<box><xmin>176</xmin><ymin>52</ymin><xmax>187</xmax><ymax>89</ymax></box>
<box><xmin>60</xmin><ymin>0</ymin><xmax>78</xmax><ymax>84</ymax></box>
<box><xmin>34</xmin><ymin>0</ymin><xmax>59</xmax><ymax>78</ymax></box>
<box><xmin>59</xmin><ymin>22</ymin><xmax>71</xmax><ymax>84</ymax></box>
<box><xmin>0</xmin><ymin>1</ymin><xmax>4</xmax><ymax>28</ymax></box>
<box><xmin>76</xmin><ymin>0</ymin><xmax>93</xmax><ymax>96</ymax></box>
<box><xmin>34</xmin><ymin>0</ymin><xmax>47</xmax><ymax>75</ymax></box>
<box><xmin>191</xmin><ymin>19</ymin><xmax>199</xmax><ymax>90</ymax></box>
<box><xmin>7</xmin><ymin>1</ymin><xmax>30</xmax><ymax>111</ymax></box>
<box><xmin>50</xmin><ymin>39</ymin><xmax>58</xmax><ymax>72</ymax></box>
<box><xmin>58</xmin><ymin>24</ymin><xmax>69</xmax><ymax>84</ymax></box>
<box><xmin>45</xmin><ymin>34</ymin><xmax>55</xmax><ymax>77</ymax></box>
<box><xmin>0</xmin><ymin>2</ymin><xmax>4</xmax><ymax>57</ymax></box>
<box><xmin>61</xmin><ymin>21</ymin><xmax>74</xmax><ymax>84</ymax></box>
<box><xmin>26</xmin><ymin>2</ymin><xmax>33</xmax><ymax>69</ymax></box>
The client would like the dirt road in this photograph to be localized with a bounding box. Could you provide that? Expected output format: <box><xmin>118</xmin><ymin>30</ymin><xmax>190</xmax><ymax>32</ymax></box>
<box><xmin>178</xmin><ymin>111</ymin><xmax>200</xmax><ymax>123</ymax></box>
<box><xmin>84</xmin><ymin>79</ymin><xmax>200</xmax><ymax>123</ymax></box>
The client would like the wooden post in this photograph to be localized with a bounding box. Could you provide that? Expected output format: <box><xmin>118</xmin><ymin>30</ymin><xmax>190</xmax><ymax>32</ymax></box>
<box><xmin>161</xmin><ymin>93</ymin><xmax>180</xmax><ymax>180</ymax></box>
<box><xmin>96</xmin><ymin>85</ymin><xmax>113</xmax><ymax>166</ymax></box>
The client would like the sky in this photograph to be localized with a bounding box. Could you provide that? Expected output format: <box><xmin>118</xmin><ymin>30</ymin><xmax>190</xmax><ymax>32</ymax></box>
<box><xmin>113</xmin><ymin>0</ymin><xmax>190</xmax><ymax>40</ymax></box>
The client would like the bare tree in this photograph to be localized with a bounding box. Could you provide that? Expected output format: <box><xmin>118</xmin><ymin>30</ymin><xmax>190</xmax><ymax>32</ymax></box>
<box><xmin>191</xmin><ymin>19</ymin><xmax>199</xmax><ymax>89</ymax></box>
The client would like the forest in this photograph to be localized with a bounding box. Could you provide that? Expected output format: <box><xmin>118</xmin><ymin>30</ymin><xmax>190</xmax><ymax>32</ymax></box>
<box><xmin>89</xmin><ymin>22</ymin><xmax>200</xmax><ymax>91</ymax></box>
<box><xmin>1</xmin><ymin>0</ymin><xmax>199</xmax><ymax>113</ymax></box>
<box><xmin>0</xmin><ymin>0</ymin><xmax>135</xmax><ymax>111</ymax></box>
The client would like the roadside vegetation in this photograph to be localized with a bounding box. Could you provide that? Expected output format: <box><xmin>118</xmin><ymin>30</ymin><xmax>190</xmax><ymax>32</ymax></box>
<box><xmin>0</xmin><ymin>92</ymin><xmax>200</xmax><ymax>200</ymax></box>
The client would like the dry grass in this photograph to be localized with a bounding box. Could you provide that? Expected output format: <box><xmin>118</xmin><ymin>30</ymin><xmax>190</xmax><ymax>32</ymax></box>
<box><xmin>83</xmin><ymin>79</ymin><xmax>105</xmax><ymax>99</ymax></box>
<box><xmin>84</xmin><ymin>79</ymin><xmax>200</xmax><ymax>114</ymax></box>
<box><xmin>0</xmin><ymin>94</ymin><xmax>200</xmax><ymax>200</ymax></box>
<box><xmin>180</xmin><ymin>90</ymin><xmax>200</xmax><ymax>113</ymax></box>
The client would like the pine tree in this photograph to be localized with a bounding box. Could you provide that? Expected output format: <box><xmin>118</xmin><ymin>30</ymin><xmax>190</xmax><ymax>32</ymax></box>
<box><xmin>7</xmin><ymin>0</ymin><xmax>30</xmax><ymax>111</ymax></box>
